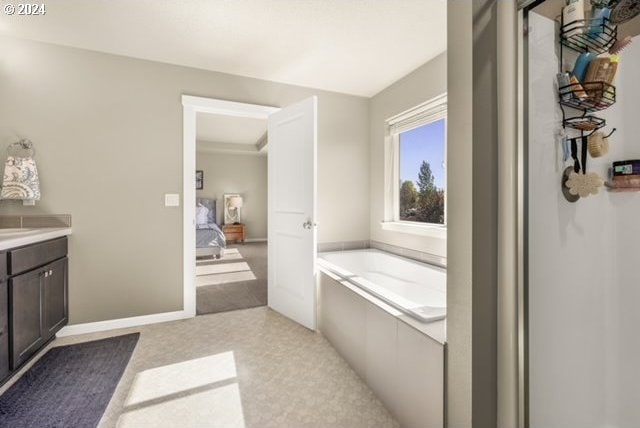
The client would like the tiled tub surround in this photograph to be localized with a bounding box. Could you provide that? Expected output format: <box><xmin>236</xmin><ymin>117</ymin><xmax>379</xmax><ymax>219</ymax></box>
<box><xmin>369</xmin><ymin>240</ymin><xmax>446</xmax><ymax>268</ymax></box>
<box><xmin>317</xmin><ymin>240</ymin><xmax>370</xmax><ymax>252</ymax></box>
<box><xmin>318</xmin><ymin>240</ymin><xmax>446</xmax><ymax>268</ymax></box>
<box><xmin>317</xmin><ymin>250</ymin><xmax>445</xmax><ymax>428</ymax></box>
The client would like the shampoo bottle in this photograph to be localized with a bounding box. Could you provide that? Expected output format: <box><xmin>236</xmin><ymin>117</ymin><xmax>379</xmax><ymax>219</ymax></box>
<box><xmin>573</xmin><ymin>52</ymin><xmax>596</xmax><ymax>82</ymax></box>
<box><xmin>589</xmin><ymin>7</ymin><xmax>612</xmax><ymax>35</ymax></box>
<box><xmin>563</xmin><ymin>0</ymin><xmax>585</xmax><ymax>37</ymax></box>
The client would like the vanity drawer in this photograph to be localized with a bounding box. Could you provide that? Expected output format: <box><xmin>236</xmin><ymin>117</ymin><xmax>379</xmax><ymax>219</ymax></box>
<box><xmin>8</xmin><ymin>237</ymin><xmax>67</xmax><ymax>276</ymax></box>
<box><xmin>0</xmin><ymin>252</ymin><xmax>6</xmax><ymax>279</ymax></box>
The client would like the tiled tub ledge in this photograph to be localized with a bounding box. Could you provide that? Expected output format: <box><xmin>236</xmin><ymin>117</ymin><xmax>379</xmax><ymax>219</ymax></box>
<box><xmin>317</xmin><ymin>240</ymin><xmax>370</xmax><ymax>252</ymax></box>
<box><xmin>317</xmin><ymin>240</ymin><xmax>446</xmax><ymax>268</ymax></box>
<box><xmin>369</xmin><ymin>240</ymin><xmax>446</xmax><ymax>268</ymax></box>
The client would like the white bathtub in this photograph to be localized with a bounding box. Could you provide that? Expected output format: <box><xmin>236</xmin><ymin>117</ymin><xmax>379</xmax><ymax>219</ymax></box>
<box><xmin>317</xmin><ymin>248</ymin><xmax>445</xmax><ymax>428</ymax></box>
<box><xmin>318</xmin><ymin>249</ymin><xmax>446</xmax><ymax>323</ymax></box>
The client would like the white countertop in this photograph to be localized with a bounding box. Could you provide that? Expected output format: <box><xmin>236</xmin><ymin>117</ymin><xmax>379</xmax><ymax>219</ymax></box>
<box><xmin>0</xmin><ymin>227</ymin><xmax>72</xmax><ymax>251</ymax></box>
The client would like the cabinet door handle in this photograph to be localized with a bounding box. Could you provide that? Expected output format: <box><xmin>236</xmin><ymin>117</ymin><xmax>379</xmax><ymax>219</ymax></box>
<box><xmin>49</xmin><ymin>270</ymin><xmax>53</xmax><ymax>276</ymax></box>
<box><xmin>43</xmin><ymin>272</ymin><xmax>48</xmax><ymax>278</ymax></box>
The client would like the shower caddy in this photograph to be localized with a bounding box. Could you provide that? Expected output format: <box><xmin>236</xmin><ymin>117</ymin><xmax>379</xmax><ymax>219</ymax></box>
<box><xmin>556</xmin><ymin>14</ymin><xmax>621</xmax><ymax>200</ymax></box>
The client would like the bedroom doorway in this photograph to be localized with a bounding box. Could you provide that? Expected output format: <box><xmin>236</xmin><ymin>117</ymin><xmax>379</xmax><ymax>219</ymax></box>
<box><xmin>182</xmin><ymin>97</ymin><xmax>279</xmax><ymax>318</ymax></box>
<box><xmin>194</xmin><ymin>112</ymin><xmax>269</xmax><ymax>315</ymax></box>
<box><xmin>182</xmin><ymin>96</ymin><xmax>318</xmax><ymax>329</ymax></box>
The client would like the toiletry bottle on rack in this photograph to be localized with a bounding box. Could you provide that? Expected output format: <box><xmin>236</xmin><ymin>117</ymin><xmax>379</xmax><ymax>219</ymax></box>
<box><xmin>557</xmin><ymin>72</ymin><xmax>572</xmax><ymax>100</ymax></box>
<box><xmin>563</xmin><ymin>0</ymin><xmax>585</xmax><ymax>37</ymax></box>
<box><xmin>586</xmin><ymin>57</ymin><xmax>612</xmax><ymax>82</ymax></box>
<box><xmin>589</xmin><ymin>6</ymin><xmax>612</xmax><ymax>36</ymax></box>
<box><xmin>573</xmin><ymin>52</ymin><xmax>596</xmax><ymax>82</ymax></box>
<box><xmin>607</xmin><ymin>55</ymin><xmax>619</xmax><ymax>84</ymax></box>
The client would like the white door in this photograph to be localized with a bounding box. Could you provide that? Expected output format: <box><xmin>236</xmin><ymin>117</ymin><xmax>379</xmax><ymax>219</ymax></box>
<box><xmin>268</xmin><ymin>96</ymin><xmax>317</xmax><ymax>330</ymax></box>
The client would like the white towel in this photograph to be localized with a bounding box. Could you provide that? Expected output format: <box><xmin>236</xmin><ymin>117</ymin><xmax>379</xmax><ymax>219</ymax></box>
<box><xmin>1</xmin><ymin>156</ymin><xmax>41</xmax><ymax>200</ymax></box>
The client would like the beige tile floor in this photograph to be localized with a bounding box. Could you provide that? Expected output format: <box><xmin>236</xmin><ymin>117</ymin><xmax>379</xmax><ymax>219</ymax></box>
<box><xmin>1</xmin><ymin>307</ymin><xmax>399</xmax><ymax>428</ymax></box>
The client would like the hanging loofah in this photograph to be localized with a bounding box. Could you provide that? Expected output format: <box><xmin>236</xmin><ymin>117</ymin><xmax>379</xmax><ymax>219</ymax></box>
<box><xmin>588</xmin><ymin>131</ymin><xmax>610</xmax><ymax>158</ymax></box>
<box><xmin>565</xmin><ymin>171</ymin><xmax>604</xmax><ymax>197</ymax></box>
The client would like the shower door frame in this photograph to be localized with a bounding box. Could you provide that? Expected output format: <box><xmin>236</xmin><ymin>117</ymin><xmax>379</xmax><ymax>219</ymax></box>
<box><xmin>516</xmin><ymin>1</ymin><xmax>551</xmax><ymax>427</ymax></box>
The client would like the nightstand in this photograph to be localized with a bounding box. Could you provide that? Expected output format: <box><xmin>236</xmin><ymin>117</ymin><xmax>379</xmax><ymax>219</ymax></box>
<box><xmin>223</xmin><ymin>224</ymin><xmax>246</xmax><ymax>243</ymax></box>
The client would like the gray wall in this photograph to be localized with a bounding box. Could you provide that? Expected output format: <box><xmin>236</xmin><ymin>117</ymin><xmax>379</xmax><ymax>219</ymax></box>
<box><xmin>447</xmin><ymin>1</ymin><xmax>474</xmax><ymax>425</ymax></box>
<box><xmin>0</xmin><ymin>35</ymin><xmax>370</xmax><ymax>324</ymax></box>
<box><xmin>447</xmin><ymin>0</ymin><xmax>500</xmax><ymax>427</ymax></box>
<box><xmin>196</xmin><ymin>152</ymin><xmax>267</xmax><ymax>240</ymax></box>
<box><xmin>368</xmin><ymin>52</ymin><xmax>447</xmax><ymax>257</ymax></box>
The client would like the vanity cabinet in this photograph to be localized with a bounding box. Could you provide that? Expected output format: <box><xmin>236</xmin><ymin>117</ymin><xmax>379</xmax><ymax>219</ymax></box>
<box><xmin>0</xmin><ymin>275</ymin><xmax>9</xmax><ymax>382</ymax></box>
<box><xmin>10</xmin><ymin>268</ymin><xmax>45</xmax><ymax>369</ymax></box>
<box><xmin>42</xmin><ymin>257</ymin><xmax>68</xmax><ymax>339</ymax></box>
<box><xmin>1</xmin><ymin>237</ymin><xmax>68</xmax><ymax>375</ymax></box>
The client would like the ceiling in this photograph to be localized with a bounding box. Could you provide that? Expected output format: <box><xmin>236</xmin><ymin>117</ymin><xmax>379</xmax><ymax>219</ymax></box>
<box><xmin>0</xmin><ymin>0</ymin><xmax>447</xmax><ymax>97</ymax></box>
<box><xmin>196</xmin><ymin>113</ymin><xmax>267</xmax><ymax>155</ymax></box>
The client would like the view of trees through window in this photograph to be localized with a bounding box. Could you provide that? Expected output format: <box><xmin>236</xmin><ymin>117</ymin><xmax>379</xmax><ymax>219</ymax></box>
<box><xmin>398</xmin><ymin>119</ymin><xmax>446</xmax><ymax>224</ymax></box>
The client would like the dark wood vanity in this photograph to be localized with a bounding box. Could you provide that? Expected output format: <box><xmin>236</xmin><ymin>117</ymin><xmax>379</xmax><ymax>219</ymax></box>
<box><xmin>0</xmin><ymin>237</ymin><xmax>68</xmax><ymax>384</ymax></box>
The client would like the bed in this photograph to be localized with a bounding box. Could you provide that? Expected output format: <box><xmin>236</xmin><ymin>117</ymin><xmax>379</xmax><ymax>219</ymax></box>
<box><xmin>196</xmin><ymin>198</ymin><xmax>226</xmax><ymax>259</ymax></box>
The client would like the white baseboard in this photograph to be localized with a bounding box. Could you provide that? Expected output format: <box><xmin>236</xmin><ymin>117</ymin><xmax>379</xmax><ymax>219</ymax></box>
<box><xmin>244</xmin><ymin>238</ymin><xmax>267</xmax><ymax>243</ymax></box>
<box><xmin>57</xmin><ymin>310</ymin><xmax>193</xmax><ymax>337</ymax></box>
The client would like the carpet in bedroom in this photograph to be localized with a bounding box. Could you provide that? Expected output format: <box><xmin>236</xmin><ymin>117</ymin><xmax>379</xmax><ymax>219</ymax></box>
<box><xmin>196</xmin><ymin>242</ymin><xmax>267</xmax><ymax>315</ymax></box>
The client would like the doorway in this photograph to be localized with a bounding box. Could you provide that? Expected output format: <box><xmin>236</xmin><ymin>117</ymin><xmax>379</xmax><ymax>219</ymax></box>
<box><xmin>181</xmin><ymin>96</ymin><xmax>319</xmax><ymax>329</ymax></box>
<box><xmin>195</xmin><ymin>112</ymin><xmax>269</xmax><ymax>315</ymax></box>
<box><xmin>182</xmin><ymin>96</ymin><xmax>278</xmax><ymax>318</ymax></box>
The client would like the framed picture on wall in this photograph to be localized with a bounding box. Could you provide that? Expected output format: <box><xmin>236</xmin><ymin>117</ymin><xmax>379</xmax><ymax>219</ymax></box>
<box><xmin>196</xmin><ymin>170</ymin><xmax>203</xmax><ymax>190</ymax></box>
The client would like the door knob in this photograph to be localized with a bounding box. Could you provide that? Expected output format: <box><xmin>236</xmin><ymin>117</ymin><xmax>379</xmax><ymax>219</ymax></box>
<box><xmin>303</xmin><ymin>219</ymin><xmax>316</xmax><ymax>229</ymax></box>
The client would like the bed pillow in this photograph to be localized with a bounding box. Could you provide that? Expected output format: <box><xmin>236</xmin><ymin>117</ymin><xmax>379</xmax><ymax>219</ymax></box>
<box><xmin>196</xmin><ymin>205</ymin><xmax>209</xmax><ymax>226</ymax></box>
<box><xmin>196</xmin><ymin>198</ymin><xmax>217</xmax><ymax>224</ymax></box>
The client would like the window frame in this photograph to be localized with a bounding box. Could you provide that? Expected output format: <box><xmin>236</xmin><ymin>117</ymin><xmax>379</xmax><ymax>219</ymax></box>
<box><xmin>382</xmin><ymin>94</ymin><xmax>448</xmax><ymax>237</ymax></box>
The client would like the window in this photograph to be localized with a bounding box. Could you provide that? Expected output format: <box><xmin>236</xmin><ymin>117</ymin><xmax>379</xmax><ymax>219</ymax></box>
<box><xmin>398</xmin><ymin>119</ymin><xmax>446</xmax><ymax>224</ymax></box>
<box><xmin>383</xmin><ymin>94</ymin><xmax>447</xmax><ymax>234</ymax></box>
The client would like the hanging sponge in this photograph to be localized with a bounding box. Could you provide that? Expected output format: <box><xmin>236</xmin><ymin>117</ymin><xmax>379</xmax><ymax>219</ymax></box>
<box><xmin>565</xmin><ymin>171</ymin><xmax>604</xmax><ymax>197</ymax></box>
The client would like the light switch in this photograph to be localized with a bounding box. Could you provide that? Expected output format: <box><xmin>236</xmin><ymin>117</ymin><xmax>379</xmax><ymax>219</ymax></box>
<box><xmin>165</xmin><ymin>194</ymin><xmax>180</xmax><ymax>207</ymax></box>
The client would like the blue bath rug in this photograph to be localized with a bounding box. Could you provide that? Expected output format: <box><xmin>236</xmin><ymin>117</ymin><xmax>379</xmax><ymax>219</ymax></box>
<box><xmin>0</xmin><ymin>333</ymin><xmax>139</xmax><ymax>428</ymax></box>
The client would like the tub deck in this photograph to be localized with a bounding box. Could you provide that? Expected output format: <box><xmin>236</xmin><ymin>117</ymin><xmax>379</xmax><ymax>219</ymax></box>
<box><xmin>318</xmin><ymin>249</ymin><xmax>447</xmax><ymax>325</ymax></box>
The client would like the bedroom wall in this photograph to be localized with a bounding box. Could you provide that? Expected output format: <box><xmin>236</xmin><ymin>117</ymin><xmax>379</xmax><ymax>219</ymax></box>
<box><xmin>368</xmin><ymin>52</ymin><xmax>447</xmax><ymax>257</ymax></box>
<box><xmin>195</xmin><ymin>152</ymin><xmax>267</xmax><ymax>240</ymax></box>
<box><xmin>0</xmin><ymin>35</ymin><xmax>370</xmax><ymax>324</ymax></box>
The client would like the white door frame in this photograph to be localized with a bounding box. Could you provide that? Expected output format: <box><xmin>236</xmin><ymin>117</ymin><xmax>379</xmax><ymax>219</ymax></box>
<box><xmin>181</xmin><ymin>95</ymin><xmax>280</xmax><ymax>317</ymax></box>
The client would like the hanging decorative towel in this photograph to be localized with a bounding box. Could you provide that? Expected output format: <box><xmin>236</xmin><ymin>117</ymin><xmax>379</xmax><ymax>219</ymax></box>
<box><xmin>1</xmin><ymin>140</ymin><xmax>41</xmax><ymax>200</ymax></box>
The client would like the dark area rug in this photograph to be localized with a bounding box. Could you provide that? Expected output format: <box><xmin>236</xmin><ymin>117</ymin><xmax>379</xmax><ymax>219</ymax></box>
<box><xmin>0</xmin><ymin>333</ymin><xmax>139</xmax><ymax>428</ymax></box>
